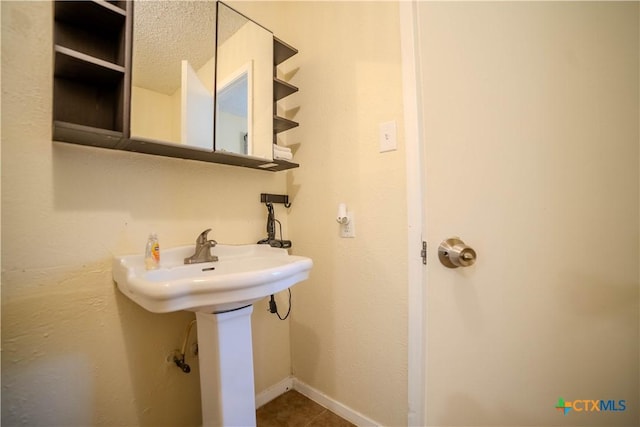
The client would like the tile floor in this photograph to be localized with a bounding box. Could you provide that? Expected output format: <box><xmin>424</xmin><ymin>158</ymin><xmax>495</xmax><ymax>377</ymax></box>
<box><xmin>256</xmin><ymin>390</ymin><xmax>355</xmax><ymax>427</ymax></box>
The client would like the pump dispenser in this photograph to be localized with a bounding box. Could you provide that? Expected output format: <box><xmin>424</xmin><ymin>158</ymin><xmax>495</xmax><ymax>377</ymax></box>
<box><xmin>145</xmin><ymin>233</ymin><xmax>160</xmax><ymax>270</ymax></box>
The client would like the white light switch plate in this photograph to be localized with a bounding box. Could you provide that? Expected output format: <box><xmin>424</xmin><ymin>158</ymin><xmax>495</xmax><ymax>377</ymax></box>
<box><xmin>379</xmin><ymin>120</ymin><xmax>397</xmax><ymax>152</ymax></box>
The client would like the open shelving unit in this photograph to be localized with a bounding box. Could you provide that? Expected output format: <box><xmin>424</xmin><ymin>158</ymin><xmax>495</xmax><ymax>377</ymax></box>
<box><xmin>272</xmin><ymin>37</ymin><xmax>299</xmax><ymax>170</ymax></box>
<box><xmin>52</xmin><ymin>0</ymin><xmax>132</xmax><ymax>148</ymax></box>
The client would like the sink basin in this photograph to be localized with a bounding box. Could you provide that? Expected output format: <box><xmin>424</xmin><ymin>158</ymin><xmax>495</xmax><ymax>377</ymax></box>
<box><xmin>113</xmin><ymin>244</ymin><xmax>313</xmax><ymax>313</ymax></box>
<box><xmin>114</xmin><ymin>242</ymin><xmax>313</xmax><ymax>425</ymax></box>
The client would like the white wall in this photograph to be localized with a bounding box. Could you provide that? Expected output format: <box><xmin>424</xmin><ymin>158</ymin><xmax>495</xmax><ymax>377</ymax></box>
<box><xmin>1</xmin><ymin>2</ymin><xmax>291</xmax><ymax>425</ymax></box>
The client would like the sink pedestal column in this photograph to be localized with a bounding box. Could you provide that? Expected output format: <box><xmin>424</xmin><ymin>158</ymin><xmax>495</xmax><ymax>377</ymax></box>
<box><xmin>196</xmin><ymin>306</ymin><xmax>256</xmax><ymax>427</ymax></box>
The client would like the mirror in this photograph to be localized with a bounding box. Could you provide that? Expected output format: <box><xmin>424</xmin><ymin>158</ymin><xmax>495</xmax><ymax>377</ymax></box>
<box><xmin>130</xmin><ymin>1</ymin><xmax>274</xmax><ymax>160</ymax></box>
<box><xmin>130</xmin><ymin>0</ymin><xmax>217</xmax><ymax>150</ymax></box>
<box><xmin>216</xmin><ymin>62</ymin><xmax>251</xmax><ymax>155</ymax></box>
<box><xmin>215</xmin><ymin>2</ymin><xmax>273</xmax><ymax>160</ymax></box>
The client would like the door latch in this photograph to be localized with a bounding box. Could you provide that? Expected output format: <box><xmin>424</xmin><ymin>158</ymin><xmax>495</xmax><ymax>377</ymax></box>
<box><xmin>421</xmin><ymin>241</ymin><xmax>427</xmax><ymax>265</ymax></box>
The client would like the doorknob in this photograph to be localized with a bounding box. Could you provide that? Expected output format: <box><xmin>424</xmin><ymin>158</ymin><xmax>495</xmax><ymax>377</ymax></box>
<box><xmin>438</xmin><ymin>237</ymin><xmax>477</xmax><ymax>268</ymax></box>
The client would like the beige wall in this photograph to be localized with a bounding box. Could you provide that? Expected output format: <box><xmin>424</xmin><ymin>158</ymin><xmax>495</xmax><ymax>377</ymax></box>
<box><xmin>216</xmin><ymin>19</ymin><xmax>272</xmax><ymax>160</ymax></box>
<box><xmin>5</xmin><ymin>2</ymin><xmax>409</xmax><ymax>426</ymax></box>
<box><xmin>10</xmin><ymin>2</ymin><xmax>633</xmax><ymax>427</ymax></box>
<box><xmin>420</xmin><ymin>2</ymin><xmax>639</xmax><ymax>426</ymax></box>
<box><xmin>131</xmin><ymin>85</ymin><xmax>180</xmax><ymax>143</ymax></box>
<box><xmin>231</xmin><ymin>2</ymin><xmax>410</xmax><ymax>423</ymax></box>
<box><xmin>1</xmin><ymin>2</ymin><xmax>291</xmax><ymax>425</ymax></box>
<box><xmin>264</xmin><ymin>2</ymin><xmax>410</xmax><ymax>425</ymax></box>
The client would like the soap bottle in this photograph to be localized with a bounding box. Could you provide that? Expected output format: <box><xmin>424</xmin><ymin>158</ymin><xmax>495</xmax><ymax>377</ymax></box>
<box><xmin>145</xmin><ymin>233</ymin><xmax>160</xmax><ymax>270</ymax></box>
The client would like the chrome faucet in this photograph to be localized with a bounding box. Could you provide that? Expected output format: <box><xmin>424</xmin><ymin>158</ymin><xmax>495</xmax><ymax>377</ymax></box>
<box><xmin>184</xmin><ymin>228</ymin><xmax>218</xmax><ymax>264</ymax></box>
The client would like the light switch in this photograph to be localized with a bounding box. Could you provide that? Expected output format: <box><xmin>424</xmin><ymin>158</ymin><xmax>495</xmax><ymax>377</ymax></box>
<box><xmin>379</xmin><ymin>120</ymin><xmax>397</xmax><ymax>153</ymax></box>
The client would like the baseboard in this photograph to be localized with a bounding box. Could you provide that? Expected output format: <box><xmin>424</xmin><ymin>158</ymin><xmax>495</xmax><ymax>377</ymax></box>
<box><xmin>255</xmin><ymin>376</ymin><xmax>381</xmax><ymax>426</ymax></box>
<box><xmin>292</xmin><ymin>378</ymin><xmax>381</xmax><ymax>427</ymax></box>
<box><xmin>255</xmin><ymin>376</ymin><xmax>294</xmax><ymax>408</ymax></box>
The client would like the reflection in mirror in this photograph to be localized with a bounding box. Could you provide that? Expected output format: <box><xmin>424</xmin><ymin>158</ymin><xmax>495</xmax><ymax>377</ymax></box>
<box><xmin>216</xmin><ymin>2</ymin><xmax>273</xmax><ymax>160</ymax></box>
<box><xmin>131</xmin><ymin>1</ymin><xmax>216</xmax><ymax>150</ymax></box>
<box><xmin>216</xmin><ymin>62</ymin><xmax>252</xmax><ymax>154</ymax></box>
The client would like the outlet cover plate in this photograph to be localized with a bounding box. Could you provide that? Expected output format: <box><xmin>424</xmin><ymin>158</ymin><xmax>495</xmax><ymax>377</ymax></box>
<box><xmin>379</xmin><ymin>120</ymin><xmax>397</xmax><ymax>152</ymax></box>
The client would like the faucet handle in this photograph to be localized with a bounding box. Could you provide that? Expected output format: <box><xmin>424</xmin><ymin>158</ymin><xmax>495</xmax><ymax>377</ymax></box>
<box><xmin>196</xmin><ymin>228</ymin><xmax>212</xmax><ymax>244</ymax></box>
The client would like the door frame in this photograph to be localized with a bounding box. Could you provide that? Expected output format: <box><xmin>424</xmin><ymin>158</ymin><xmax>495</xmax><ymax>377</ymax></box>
<box><xmin>399</xmin><ymin>1</ymin><xmax>426</xmax><ymax>425</ymax></box>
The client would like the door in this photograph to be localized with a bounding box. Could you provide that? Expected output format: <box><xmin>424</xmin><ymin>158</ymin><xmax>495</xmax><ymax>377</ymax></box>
<box><xmin>416</xmin><ymin>2</ymin><xmax>638</xmax><ymax>426</ymax></box>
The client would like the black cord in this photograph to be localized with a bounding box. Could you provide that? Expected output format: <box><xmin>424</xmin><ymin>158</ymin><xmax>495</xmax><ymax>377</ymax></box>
<box><xmin>277</xmin><ymin>289</ymin><xmax>292</xmax><ymax>320</ymax></box>
<box><xmin>264</xmin><ymin>210</ymin><xmax>292</xmax><ymax>320</ymax></box>
<box><xmin>269</xmin><ymin>289</ymin><xmax>292</xmax><ymax>320</ymax></box>
<box><xmin>257</xmin><ymin>203</ymin><xmax>276</xmax><ymax>244</ymax></box>
<box><xmin>267</xmin><ymin>203</ymin><xmax>275</xmax><ymax>240</ymax></box>
<box><xmin>274</xmin><ymin>218</ymin><xmax>283</xmax><ymax>242</ymax></box>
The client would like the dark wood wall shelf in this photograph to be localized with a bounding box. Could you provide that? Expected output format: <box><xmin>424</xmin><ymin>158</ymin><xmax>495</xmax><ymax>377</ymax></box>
<box><xmin>274</xmin><ymin>116</ymin><xmax>299</xmax><ymax>134</ymax></box>
<box><xmin>274</xmin><ymin>78</ymin><xmax>298</xmax><ymax>101</ymax></box>
<box><xmin>274</xmin><ymin>37</ymin><xmax>298</xmax><ymax>66</ymax></box>
<box><xmin>273</xmin><ymin>36</ymin><xmax>299</xmax><ymax>168</ymax></box>
<box><xmin>53</xmin><ymin>0</ymin><xmax>131</xmax><ymax>147</ymax></box>
<box><xmin>125</xmin><ymin>137</ymin><xmax>298</xmax><ymax>172</ymax></box>
<box><xmin>273</xmin><ymin>38</ymin><xmax>299</xmax><ymax>134</ymax></box>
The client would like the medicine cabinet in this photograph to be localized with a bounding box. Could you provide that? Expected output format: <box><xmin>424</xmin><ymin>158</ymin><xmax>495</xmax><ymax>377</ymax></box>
<box><xmin>129</xmin><ymin>0</ymin><xmax>216</xmax><ymax>150</ymax></box>
<box><xmin>52</xmin><ymin>0</ymin><xmax>299</xmax><ymax>172</ymax></box>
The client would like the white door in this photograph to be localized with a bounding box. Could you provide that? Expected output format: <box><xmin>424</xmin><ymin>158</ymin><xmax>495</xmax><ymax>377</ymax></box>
<box><xmin>415</xmin><ymin>2</ymin><xmax>638</xmax><ymax>426</ymax></box>
<box><xmin>182</xmin><ymin>60</ymin><xmax>214</xmax><ymax>150</ymax></box>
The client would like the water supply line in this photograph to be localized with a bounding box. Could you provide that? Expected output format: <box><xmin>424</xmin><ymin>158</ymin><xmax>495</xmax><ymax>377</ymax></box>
<box><xmin>173</xmin><ymin>319</ymin><xmax>197</xmax><ymax>373</ymax></box>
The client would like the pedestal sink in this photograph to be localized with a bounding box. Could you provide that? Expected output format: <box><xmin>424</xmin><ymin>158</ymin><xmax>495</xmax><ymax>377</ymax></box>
<box><xmin>112</xmin><ymin>244</ymin><xmax>312</xmax><ymax>426</ymax></box>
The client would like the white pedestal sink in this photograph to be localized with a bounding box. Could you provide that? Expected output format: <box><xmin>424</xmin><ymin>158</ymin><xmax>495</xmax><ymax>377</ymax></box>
<box><xmin>196</xmin><ymin>307</ymin><xmax>255</xmax><ymax>426</ymax></box>
<box><xmin>113</xmin><ymin>244</ymin><xmax>312</xmax><ymax>426</ymax></box>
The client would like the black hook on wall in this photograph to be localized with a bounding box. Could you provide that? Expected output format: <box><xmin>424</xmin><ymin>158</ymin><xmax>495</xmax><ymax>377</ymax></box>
<box><xmin>258</xmin><ymin>194</ymin><xmax>292</xmax><ymax>248</ymax></box>
<box><xmin>260</xmin><ymin>193</ymin><xmax>291</xmax><ymax>208</ymax></box>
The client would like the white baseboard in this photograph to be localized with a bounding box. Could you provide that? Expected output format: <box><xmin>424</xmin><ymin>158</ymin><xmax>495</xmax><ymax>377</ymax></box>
<box><xmin>292</xmin><ymin>378</ymin><xmax>381</xmax><ymax>427</ymax></box>
<box><xmin>255</xmin><ymin>376</ymin><xmax>382</xmax><ymax>426</ymax></box>
<box><xmin>255</xmin><ymin>376</ymin><xmax>294</xmax><ymax>408</ymax></box>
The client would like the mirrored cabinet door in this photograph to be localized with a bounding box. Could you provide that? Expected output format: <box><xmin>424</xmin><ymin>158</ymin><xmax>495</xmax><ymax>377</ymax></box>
<box><xmin>215</xmin><ymin>2</ymin><xmax>273</xmax><ymax>160</ymax></box>
<box><xmin>130</xmin><ymin>0</ymin><xmax>216</xmax><ymax>151</ymax></box>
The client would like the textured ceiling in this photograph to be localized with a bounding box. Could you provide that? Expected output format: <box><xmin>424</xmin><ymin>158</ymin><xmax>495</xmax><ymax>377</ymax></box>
<box><xmin>132</xmin><ymin>1</ymin><xmax>251</xmax><ymax>95</ymax></box>
<box><xmin>132</xmin><ymin>0</ymin><xmax>217</xmax><ymax>95</ymax></box>
<box><xmin>217</xmin><ymin>2</ymin><xmax>249</xmax><ymax>46</ymax></box>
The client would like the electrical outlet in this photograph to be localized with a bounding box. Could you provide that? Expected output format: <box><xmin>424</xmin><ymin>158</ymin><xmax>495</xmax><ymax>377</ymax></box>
<box><xmin>340</xmin><ymin>213</ymin><xmax>355</xmax><ymax>238</ymax></box>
